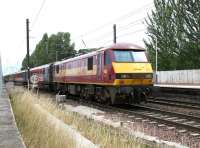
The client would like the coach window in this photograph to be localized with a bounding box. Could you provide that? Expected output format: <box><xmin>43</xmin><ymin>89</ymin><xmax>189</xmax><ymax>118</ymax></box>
<box><xmin>56</xmin><ymin>65</ymin><xmax>59</xmax><ymax>73</ymax></box>
<box><xmin>104</xmin><ymin>50</ymin><xmax>111</xmax><ymax>65</ymax></box>
<box><xmin>87</xmin><ymin>57</ymin><xmax>93</xmax><ymax>70</ymax></box>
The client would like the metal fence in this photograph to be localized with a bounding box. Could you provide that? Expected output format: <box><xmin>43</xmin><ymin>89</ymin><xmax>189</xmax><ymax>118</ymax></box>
<box><xmin>157</xmin><ymin>70</ymin><xmax>200</xmax><ymax>84</ymax></box>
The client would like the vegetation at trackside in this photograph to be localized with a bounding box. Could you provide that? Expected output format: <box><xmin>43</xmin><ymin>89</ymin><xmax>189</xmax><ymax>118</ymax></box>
<box><xmin>21</xmin><ymin>32</ymin><xmax>76</xmax><ymax>69</ymax></box>
<box><xmin>9</xmin><ymin>87</ymin><xmax>149</xmax><ymax>148</ymax></box>
<box><xmin>9</xmin><ymin>88</ymin><xmax>75</xmax><ymax>148</ymax></box>
<box><xmin>145</xmin><ymin>0</ymin><xmax>200</xmax><ymax>70</ymax></box>
<box><xmin>21</xmin><ymin>32</ymin><xmax>98</xmax><ymax>70</ymax></box>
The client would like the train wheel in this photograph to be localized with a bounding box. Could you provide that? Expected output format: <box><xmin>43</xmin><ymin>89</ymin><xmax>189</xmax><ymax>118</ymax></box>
<box><xmin>105</xmin><ymin>97</ymin><xmax>112</xmax><ymax>105</ymax></box>
<box><xmin>65</xmin><ymin>90</ymin><xmax>70</xmax><ymax>100</ymax></box>
<box><xmin>80</xmin><ymin>89</ymin><xmax>85</xmax><ymax>100</ymax></box>
<box><xmin>80</xmin><ymin>88</ymin><xmax>90</xmax><ymax>102</ymax></box>
<box><xmin>132</xmin><ymin>88</ymin><xmax>149</xmax><ymax>104</ymax></box>
<box><xmin>101</xmin><ymin>88</ymin><xmax>111</xmax><ymax>104</ymax></box>
<box><xmin>107</xmin><ymin>87</ymin><xmax>117</xmax><ymax>105</ymax></box>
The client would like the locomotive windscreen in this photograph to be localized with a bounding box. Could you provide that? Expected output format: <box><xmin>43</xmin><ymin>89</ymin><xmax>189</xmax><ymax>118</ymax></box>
<box><xmin>113</xmin><ymin>50</ymin><xmax>147</xmax><ymax>62</ymax></box>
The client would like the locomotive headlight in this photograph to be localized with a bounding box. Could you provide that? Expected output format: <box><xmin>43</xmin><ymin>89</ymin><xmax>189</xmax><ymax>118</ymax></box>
<box><xmin>116</xmin><ymin>74</ymin><xmax>131</xmax><ymax>79</ymax></box>
<box><xmin>121</xmin><ymin>74</ymin><xmax>130</xmax><ymax>79</ymax></box>
<box><xmin>145</xmin><ymin>74</ymin><xmax>153</xmax><ymax>79</ymax></box>
<box><xmin>117</xmin><ymin>73</ymin><xmax>152</xmax><ymax>79</ymax></box>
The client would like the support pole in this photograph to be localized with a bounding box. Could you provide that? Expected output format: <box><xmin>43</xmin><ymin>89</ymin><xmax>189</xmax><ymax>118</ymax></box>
<box><xmin>155</xmin><ymin>36</ymin><xmax>158</xmax><ymax>83</ymax></box>
<box><xmin>155</xmin><ymin>36</ymin><xmax>158</xmax><ymax>74</ymax></box>
<box><xmin>113</xmin><ymin>24</ymin><xmax>116</xmax><ymax>44</ymax></box>
<box><xmin>26</xmin><ymin>19</ymin><xmax>30</xmax><ymax>87</ymax></box>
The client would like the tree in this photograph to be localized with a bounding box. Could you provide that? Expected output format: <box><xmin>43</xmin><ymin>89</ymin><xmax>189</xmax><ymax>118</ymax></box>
<box><xmin>145</xmin><ymin>0</ymin><xmax>200</xmax><ymax>70</ymax></box>
<box><xmin>21</xmin><ymin>32</ymin><xmax>76</xmax><ymax>69</ymax></box>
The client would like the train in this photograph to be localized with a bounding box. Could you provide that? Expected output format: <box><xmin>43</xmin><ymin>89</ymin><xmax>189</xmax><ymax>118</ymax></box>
<box><xmin>4</xmin><ymin>43</ymin><xmax>153</xmax><ymax>104</ymax></box>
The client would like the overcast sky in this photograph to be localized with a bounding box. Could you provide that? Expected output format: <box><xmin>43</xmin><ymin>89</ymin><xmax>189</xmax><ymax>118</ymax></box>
<box><xmin>0</xmin><ymin>0</ymin><xmax>154</xmax><ymax>75</ymax></box>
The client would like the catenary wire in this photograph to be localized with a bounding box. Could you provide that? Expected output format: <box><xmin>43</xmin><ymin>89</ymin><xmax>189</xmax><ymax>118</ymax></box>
<box><xmin>72</xmin><ymin>3</ymin><xmax>153</xmax><ymax>40</ymax></box>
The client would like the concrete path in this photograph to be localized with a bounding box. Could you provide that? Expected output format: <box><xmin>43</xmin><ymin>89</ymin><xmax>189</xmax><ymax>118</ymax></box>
<box><xmin>0</xmin><ymin>84</ymin><xmax>25</xmax><ymax>148</ymax></box>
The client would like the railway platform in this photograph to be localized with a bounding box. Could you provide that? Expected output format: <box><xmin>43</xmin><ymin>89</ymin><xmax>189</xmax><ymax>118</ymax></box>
<box><xmin>0</xmin><ymin>84</ymin><xmax>25</xmax><ymax>148</ymax></box>
<box><xmin>154</xmin><ymin>84</ymin><xmax>200</xmax><ymax>89</ymax></box>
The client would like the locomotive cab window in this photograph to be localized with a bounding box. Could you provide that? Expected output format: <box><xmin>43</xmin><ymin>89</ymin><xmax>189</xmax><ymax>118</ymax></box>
<box><xmin>87</xmin><ymin>57</ymin><xmax>93</xmax><ymax>70</ymax></box>
<box><xmin>131</xmin><ymin>51</ymin><xmax>147</xmax><ymax>62</ymax></box>
<box><xmin>113</xmin><ymin>50</ymin><xmax>147</xmax><ymax>62</ymax></box>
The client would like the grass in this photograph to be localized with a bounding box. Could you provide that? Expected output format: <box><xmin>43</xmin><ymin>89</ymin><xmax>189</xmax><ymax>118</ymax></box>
<box><xmin>8</xmin><ymin>88</ymin><xmax>75</xmax><ymax>148</ymax></box>
<box><xmin>8</xmin><ymin>86</ymin><xmax>150</xmax><ymax>148</ymax></box>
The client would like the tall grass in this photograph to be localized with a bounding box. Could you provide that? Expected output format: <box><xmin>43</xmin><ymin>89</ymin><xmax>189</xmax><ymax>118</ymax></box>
<box><xmin>9</xmin><ymin>88</ymin><xmax>75</xmax><ymax>148</ymax></box>
<box><xmin>8</xmin><ymin>86</ymin><xmax>149</xmax><ymax>148</ymax></box>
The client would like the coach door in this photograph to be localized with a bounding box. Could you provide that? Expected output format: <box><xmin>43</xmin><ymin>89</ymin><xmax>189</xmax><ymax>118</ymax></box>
<box><xmin>49</xmin><ymin>64</ymin><xmax>53</xmax><ymax>83</ymax></box>
<box><xmin>97</xmin><ymin>53</ymin><xmax>103</xmax><ymax>81</ymax></box>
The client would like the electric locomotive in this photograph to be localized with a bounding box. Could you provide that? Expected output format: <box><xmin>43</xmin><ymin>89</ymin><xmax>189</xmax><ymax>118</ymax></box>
<box><xmin>53</xmin><ymin>43</ymin><xmax>153</xmax><ymax>104</ymax></box>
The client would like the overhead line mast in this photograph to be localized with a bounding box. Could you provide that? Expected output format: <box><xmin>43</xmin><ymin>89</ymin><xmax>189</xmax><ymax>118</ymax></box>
<box><xmin>26</xmin><ymin>19</ymin><xmax>30</xmax><ymax>87</ymax></box>
<box><xmin>113</xmin><ymin>24</ymin><xmax>117</xmax><ymax>44</ymax></box>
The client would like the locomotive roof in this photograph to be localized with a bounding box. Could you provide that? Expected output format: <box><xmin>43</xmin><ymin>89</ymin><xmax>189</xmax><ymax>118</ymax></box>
<box><xmin>54</xmin><ymin>42</ymin><xmax>145</xmax><ymax>65</ymax></box>
<box><xmin>14</xmin><ymin>70</ymin><xmax>26</xmax><ymax>74</ymax></box>
<box><xmin>30</xmin><ymin>63</ymin><xmax>50</xmax><ymax>71</ymax></box>
<box><xmin>4</xmin><ymin>70</ymin><xmax>26</xmax><ymax>77</ymax></box>
<box><xmin>54</xmin><ymin>51</ymin><xmax>97</xmax><ymax>65</ymax></box>
<box><xmin>107</xmin><ymin>42</ymin><xmax>145</xmax><ymax>50</ymax></box>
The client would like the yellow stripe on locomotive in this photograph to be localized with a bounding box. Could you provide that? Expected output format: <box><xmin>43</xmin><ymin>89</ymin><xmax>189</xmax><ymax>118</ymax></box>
<box><xmin>112</xmin><ymin>62</ymin><xmax>153</xmax><ymax>86</ymax></box>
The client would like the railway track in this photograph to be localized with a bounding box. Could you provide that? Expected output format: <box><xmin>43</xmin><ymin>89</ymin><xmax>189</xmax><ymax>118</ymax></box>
<box><xmin>118</xmin><ymin>104</ymin><xmax>200</xmax><ymax>133</ymax></box>
<box><xmin>81</xmin><ymin>101</ymin><xmax>200</xmax><ymax>134</ymax></box>
<box><xmin>147</xmin><ymin>98</ymin><xmax>200</xmax><ymax>110</ymax></box>
<box><xmin>151</xmin><ymin>97</ymin><xmax>200</xmax><ymax>106</ymax></box>
<box><xmin>37</xmin><ymin>89</ymin><xmax>200</xmax><ymax>135</ymax></box>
